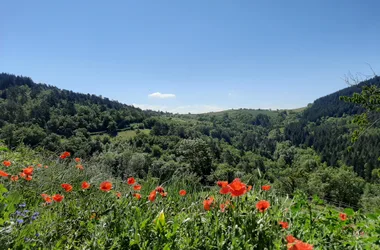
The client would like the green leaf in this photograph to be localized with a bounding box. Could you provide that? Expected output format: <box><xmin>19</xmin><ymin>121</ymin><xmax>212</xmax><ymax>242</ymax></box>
<box><xmin>344</xmin><ymin>208</ymin><xmax>354</xmax><ymax>216</ymax></box>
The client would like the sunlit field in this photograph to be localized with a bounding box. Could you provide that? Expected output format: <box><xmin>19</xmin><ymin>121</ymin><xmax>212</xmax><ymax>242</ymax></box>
<box><xmin>1</xmin><ymin>147</ymin><xmax>379</xmax><ymax>249</ymax></box>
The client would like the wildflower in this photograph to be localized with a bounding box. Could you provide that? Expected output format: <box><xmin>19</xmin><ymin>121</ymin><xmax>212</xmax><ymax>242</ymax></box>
<box><xmin>41</xmin><ymin>194</ymin><xmax>52</xmax><ymax>203</ymax></box>
<box><xmin>247</xmin><ymin>185</ymin><xmax>252</xmax><ymax>192</ymax></box>
<box><xmin>133</xmin><ymin>193</ymin><xmax>142</xmax><ymax>200</ymax></box>
<box><xmin>261</xmin><ymin>185</ymin><xmax>271</xmax><ymax>191</ymax></box>
<box><xmin>161</xmin><ymin>192</ymin><xmax>168</xmax><ymax>197</ymax></box>
<box><xmin>155</xmin><ymin>186</ymin><xmax>165</xmax><ymax>194</ymax></box>
<box><xmin>3</xmin><ymin>160</ymin><xmax>11</xmax><ymax>167</ymax></box>
<box><xmin>99</xmin><ymin>181</ymin><xmax>112</xmax><ymax>192</ymax></box>
<box><xmin>116</xmin><ymin>192</ymin><xmax>122</xmax><ymax>198</ymax></box>
<box><xmin>52</xmin><ymin>194</ymin><xmax>64</xmax><ymax>202</ymax></box>
<box><xmin>203</xmin><ymin>196</ymin><xmax>215</xmax><ymax>211</ymax></box>
<box><xmin>20</xmin><ymin>172</ymin><xmax>26</xmax><ymax>179</ymax></box>
<box><xmin>220</xmin><ymin>203</ymin><xmax>227</xmax><ymax>212</ymax></box>
<box><xmin>279</xmin><ymin>221</ymin><xmax>289</xmax><ymax>229</ymax></box>
<box><xmin>19</xmin><ymin>203</ymin><xmax>26</xmax><ymax>208</ymax></box>
<box><xmin>228</xmin><ymin>178</ymin><xmax>247</xmax><ymax>197</ymax></box>
<box><xmin>60</xmin><ymin>151</ymin><xmax>71</xmax><ymax>159</ymax></box>
<box><xmin>61</xmin><ymin>183</ymin><xmax>73</xmax><ymax>192</ymax></box>
<box><xmin>217</xmin><ymin>181</ymin><xmax>228</xmax><ymax>188</ymax></box>
<box><xmin>17</xmin><ymin>219</ymin><xmax>24</xmax><ymax>224</ymax></box>
<box><xmin>256</xmin><ymin>200</ymin><xmax>270</xmax><ymax>213</ymax></box>
<box><xmin>0</xmin><ymin>170</ymin><xmax>9</xmax><ymax>177</ymax></box>
<box><xmin>23</xmin><ymin>167</ymin><xmax>34</xmax><ymax>176</ymax></box>
<box><xmin>220</xmin><ymin>186</ymin><xmax>231</xmax><ymax>194</ymax></box>
<box><xmin>127</xmin><ymin>177</ymin><xmax>135</xmax><ymax>185</ymax></box>
<box><xmin>286</xmin><ymin>235</ymin><xmax>313</xmax><ymax>250</ymax></box>
<box><xmin>219</xmin><ymin>178</ymin><xmax>248</xmax><ymax>197</ymax></box>
<box><xmin>25</xmin><ymin>175</ymin><xmax>32</xmax><ymax>181</ymax></box>
<box><xmin>148</xmin><ymin>190</ymin><xmax>157</xmax><ymax>202</ymax></box>
<box><xmin>81</xmin><ymin>181</ymin><xmax>90</xmax><ymax>190</ymax></box>
<box><xmin>339</xmin><ymin>212</ymin><xmax>347</xmax><ymax>221</ymax></box>
<box><xmin>179</xmin><ymin>190</ymin><xmax>187</xmax><ymax>196</ymax></box>
<box><xmin>133</xmin><ymin>184</ymin><xmax>142</xmax><ymax>191</ymax></box>
<box><xmin>75</xmin><ymin>157</ymin><xmax>81</xmax><ymax>163</ymax></box>
<box><xmin>31</xmin><ymin>212</ymin><xmax>39</xmax><ymax>220</ymax></box>
<box><xmin>44</xmin><ymin>165</ymin><xmax>48</xmax><ymax>169</ymax></box>
<box><xmin>37</xmin><ymin>164</ymin><xmax>42</xmax><ymax>168</ymax></box>
<box><xmin>76</xmin><ymin>164</ymin><xmax>84</xmax><ymax>170</ymax></box>
<box><xmin>11</xmin><ymin>175</ymin><xmax>19</xmax><ymax>182</ymax></box>
<box><xmin>35</xmin><ymin>233</ymin><xmax>40</xmax><ymax>237</ymax></box>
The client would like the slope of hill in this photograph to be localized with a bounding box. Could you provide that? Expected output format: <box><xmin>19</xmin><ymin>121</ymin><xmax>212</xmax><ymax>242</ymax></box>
<box><xmin>302</xmin><ymin>76</ymin><xmax>380</xmax><ymax>122</ymax></box>
<box><xmin>0</xmin><ymin>73</ymin><xmax>159</xmax><ymax>150</ymax></box>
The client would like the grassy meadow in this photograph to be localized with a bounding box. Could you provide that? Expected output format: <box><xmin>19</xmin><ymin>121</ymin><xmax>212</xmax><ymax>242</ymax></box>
<box><xmin>0</xmin><ymin>146</ymin><xmax>379</xmax><ymax>250</ymax></box>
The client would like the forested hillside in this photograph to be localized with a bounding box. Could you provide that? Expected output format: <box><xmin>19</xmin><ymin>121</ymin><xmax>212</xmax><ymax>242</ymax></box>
<box><xmin>1</xmin><ymin>72</ymin><xmax>380</xmax><ymax>248</ymax></box>
<box><xmin>1</xmin><ymin>72</ymin><xmax>380</xmax><ymax>210</ymax></box>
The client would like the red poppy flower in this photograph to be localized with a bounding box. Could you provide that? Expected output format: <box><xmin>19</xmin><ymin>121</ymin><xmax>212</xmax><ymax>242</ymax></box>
<box><xmin>23</xmin><ymin>167</ymin><xmax>34</xmax><ymax>176</ymax></box>
<box><xmin>148</xmin><ymin>190</ymin><xmax>156</xmax><ymax>202</ymax></box>
<box><xmin>286</xmin><ymin>235</ymin><xmax>297</xmax><ymax>244</ymax></box>
<box><xmin>127</xmin><ymin>177</ymin><xmax>135</xmax><ymax>185</ymax></box>
<box><xmin>116</xmin><ymin>192</ymin><xmax>122</xmax><ymax>198</ymax></box>
<box><xmin>44</xmin><ymin>165</ymin><xmax>49</xmax><ymax>169</ymax></box>
<box><xmin>287</xmin><ymin>241</ymin><xmax>313</xmax><ymax>250</ymax></box>
<box><xmin>220</xmin><ymin>186</ymin><xmax>231</xmax><ymax>194</ymax></box>
<box><xmin>133</xmin><ymin>193</ymin><xmax>142</xmax><ymax>200</ymax></box>
<box><xmin>61</xmin><ymin>183</ymin><xmax>73</xmax><ymax>192</ymax></box>
<box><xmin>228</xmin><ymin>178</ymin><xmax>247</xmax><ymax>197</ymax></box>
<box><xmin>247</xmin><ymin>185</ymin><xmax>252</xmax><ymax>191</ymax></box>
<box><xmin>3</xmin><ymin>161</ymin><xmax>11</xmax><ymax>167</ymax></box>
<box><xmin>220</xmin><ymin>203</ymin><xmax>227</xmax><ymax>213</ymax></box>
<box><xmin>75</xmin><ymin>157</ymin><xmax>81</xmax><ymax>163</ymax></box>
<box><xmin>60</xmin><ymin>151</ymin><xmax>71</xmax><ymax>159</ymax></box>
<box><xmin>279</xmin><ymin>221</ymin><xmax>289</xmax><ymax>229</ymax></box>
<box><xmin>133</xmin><ymin>184</ymin><xmax>141</xmax><ymax>191</ymax></box>
<box><xmin>81</xmin><ymin>181</ymin><xmax>90</xmax><ymax>190</ymax></box>
<box><xmin>100</xmin><ymin>181</ymin><xmax>112</xmax><ymax>192</ymax></box>
<box><xmin>339</xmin><ymin>213</ymin><xmax>347</xmax><ymax>221</ymax></box>
<box><xmin>76</xmin><ymin>164</ymin><xmax>84</xmax><ymax>170</ymax></box>
<box><xmin>0</xmin><ymin>170</ymin><xmax>9</xmax><ymax>177</ymax></box>
<box><xmin>25</xmin><ymin>175</ymin><xmax>32</xmax><ymax>181</ymax></box>
<box><xmin>261</xmin><ymin>185</ymin><xmax>271</xmax><ymax>191</ymax></box>
<box><xmin>203</xmin><ymin>196</ymin><xmax>214</xmax><ymax>211</ymax></box>
<box><xmin>155</xmin><ymin>186</ymin><xmax>165</xmax><ymax>194</ymax></box>
<box><xmin>217</xmin><ymin>181</ymin><xmax>228</xmax><ymax>188</ymax></box>
<box><xmin>11</xmin><ymin>175</ymin><xmax>19</xmax><ymax>182</ymax></box>
<box><xmin>179</xmin><ymin>190</ymin><xmax>187</xmax><ymax>196</ymax></box>
<box><xmin>256</xmin><ymin>200</ymin><xmax>270</xmax><ymax>212</ymax></box>
<box><xmin>37</xmin><ymin>164</ymin><xmax>42</xmax><ymax>168</ymax></box>
<box><xmin>41</xmin><ymin>194</ymin><xmax>52</xmax><ymax>203</ymax></box>
<box><xmin>52</xmin><ymin>194</ymin><xmax>64</xmax><ymax>202</ymax></box>
<box><xmin>286</xmin><ymin>235</ymin><xmax>313</xmax><ymax>250</ymax></box>
<box><xmin>19</xmin><ymin>172</ymin><xmax>26</xmax><ymax>178</ymax></box>
<box><xmin>161</xmin><ymin>192</ymin><xmax>168</xmax><ymax>197</ymax></box>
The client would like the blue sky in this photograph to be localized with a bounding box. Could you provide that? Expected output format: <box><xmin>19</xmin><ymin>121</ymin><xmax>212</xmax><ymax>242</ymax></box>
<box><xmin>1</xmin><ymin>0</ymin><xmax>380</xmax><ymax>113</ymax></box>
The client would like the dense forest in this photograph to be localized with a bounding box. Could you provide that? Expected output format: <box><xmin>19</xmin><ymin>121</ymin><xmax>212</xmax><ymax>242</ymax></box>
<box><xmin>1</xmin><ymin>72</ymin><xmax>380</xmax><ymax>212</ymax></box>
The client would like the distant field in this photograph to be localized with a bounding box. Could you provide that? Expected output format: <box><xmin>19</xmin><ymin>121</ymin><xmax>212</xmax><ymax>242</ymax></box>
<box><xmin>117</xmin><ymin>129</ymin><xmax>150</xmax><ymax>138</ymax></box>
<box><xmin>195</xmin><ymin>108</ymin><xmax>280</xmax><ymax>118</ymax></box>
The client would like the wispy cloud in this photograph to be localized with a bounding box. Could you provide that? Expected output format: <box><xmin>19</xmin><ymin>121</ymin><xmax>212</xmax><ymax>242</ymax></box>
<box><xmin>148</xmin><ymin>92</ymin><xmax>176</xmax><ymax>99</ymax></box>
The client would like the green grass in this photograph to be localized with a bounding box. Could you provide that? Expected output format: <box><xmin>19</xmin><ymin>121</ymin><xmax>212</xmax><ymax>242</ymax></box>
<box><xmin>0</xmin><ymin>147</ymin><xmax>379</xmax><ymax>249</ymax></box>
<box><xmin>117</xmin><ymin>129</ymin><xmax>150</xmax><ymax>139</ymax></box>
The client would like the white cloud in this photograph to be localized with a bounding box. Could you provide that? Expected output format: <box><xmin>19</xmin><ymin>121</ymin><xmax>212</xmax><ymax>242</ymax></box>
<box><xmin>148</xmin><ymin>92</ymin><xmax>176</xmax><ymax>99</ymax></box>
